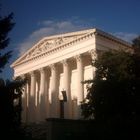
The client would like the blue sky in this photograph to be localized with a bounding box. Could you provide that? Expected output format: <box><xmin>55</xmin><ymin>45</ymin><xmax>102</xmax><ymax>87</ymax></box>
<box><xmin>0</xmin><ymin>0</ymin><xmax>140</xmax><ymax>79</ymax></box>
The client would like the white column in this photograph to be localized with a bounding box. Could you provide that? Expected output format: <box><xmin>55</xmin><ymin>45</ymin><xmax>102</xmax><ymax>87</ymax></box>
<box><xmin>50</xmin><ymin>64</ymin><xmax>59</xmax><ymax>118</ymax></box>
<box><xmin>29</xmin><ymin>71</ymin><xmax>36</xmax><ymax>122</ymax></box>
<box><xmin>75</xmin><ymin>54</ymin><xmax>84</xmax><ymax>118</ymax></box>
<box><xmin>62</xmin><ymin>59</ymin><xmax>71</xmax><ymax>119</ymax></box>
<box><xmin>21</xmin><ymin>75</ymin><xmax>27</xmax><ymax>123</ymax></box>
<box><xmin>35</xmin><ymin>76</ymin><xmax>40</xmax><ymax>122</ymax></box>
<box><xmin>89</xmin><ymin>49</ymin><xmax>97</xmax><ymax>78</ymax></box>
<box><xmin>26</xmin><ymin>79</ymin><xmax>30</xmax><ymax>123</ymax></box>
<box><xmin>76</xmin><ymin>55</ymin><xmax>84</xmax><ymax>103</ymax></box>
<box><xmin>39</xmin><ymin>68</ymin><xmax>46</xmax><ymax>121</ymax></box>
<box><xmin>45</xmin><ymin>71</ymin><xmax>50</xmax><ymax>118</ymax></box>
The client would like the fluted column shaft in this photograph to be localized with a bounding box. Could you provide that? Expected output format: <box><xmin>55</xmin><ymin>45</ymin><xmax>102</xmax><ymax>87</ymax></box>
<box><xmin>89</xmin><ymin>49</ymin><xmax>97</xmax><ymax>78</ymax></box>
<box><xmin>62</xmin><ymin>60</ymin><xmax>71</xmax><ymax>118</ymax></box>
<box><xmin>50</xmin><ymin>64</ymin><xmax>58</xmax><ymax>117</ymax></box>
<box><xmin>75</xmin><ymin>55</ymin><xmax>84</xmax><ymax>118</ymax></box>
<box><xmin>22</xmin><ymin>79</ymin><xmax>27</xmax><ymax>123</ymax></box>
<box><xmin>45</xmin><ymin>72</ymin><xmax>50</xmax><ymax>118</ymax></box>
<box><xmin>29</xmin><ymin>71</ymin><xmax>36</xmax><ymax>122</ymax></box>
<box><xmin>39</xmin><ymin>68</ymin><xmax>46</xmax><ymax>121</ymax></box>
<box><xmin>26</xmin><ymin>80</ymin><xmax>30</xmax><ymax>123</ymax></box>
<box><xmin>76</xmin><ymin>55</ymin><xmax>84</xmax><ymax>103</ymax></box>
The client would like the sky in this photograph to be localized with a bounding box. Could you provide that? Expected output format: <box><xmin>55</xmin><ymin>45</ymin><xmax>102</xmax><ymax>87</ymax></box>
<box><xmin>0</xmin><ymin>0</ymin><xmax>140</xmax><ymax>80</ymax></box>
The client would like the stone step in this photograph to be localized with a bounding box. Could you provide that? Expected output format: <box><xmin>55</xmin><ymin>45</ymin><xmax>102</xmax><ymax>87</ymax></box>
<box><xmin>22</xmin><ymin>123</ymin><xmax>48</xmax><ymax>140</ymax></box>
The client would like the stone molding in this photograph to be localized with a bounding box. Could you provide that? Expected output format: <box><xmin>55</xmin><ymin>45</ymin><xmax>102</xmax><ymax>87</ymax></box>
<box><xmin>61</xmin><ymin>59</ymin><xmax>68</xmax><ymax>66</ymax></box>
<box><xmin>74</xmin><ymin>54</ymin><xmax>82</xmax><ymax>62</ymax></box>
<box><xmin>49</xmin><ymin>64</ymin><xmax>56</xmax><ymax>70</ymax></box>
<box><xmin>11</xmin><ymin>28</ymin><xmax>132</xmax><ymax>68</ymax></box>
<box><xmin>30</xmin><ymin>71</ymin><xmax>35</xmax><ymax>77</ymax></box>
<box><xmin>39</xmin><ymin>68</ymin><xmax>45</xmax><ymax>73</ymax></box>
<box><xmin>88</xmin><ymin>49</ymin><xmax>97</xmax><ymax>59</ymax></box>
<box><xmin>11</xmin><ymin>30</ymin><xmax>95</xmax><ymax>67</ymax></box>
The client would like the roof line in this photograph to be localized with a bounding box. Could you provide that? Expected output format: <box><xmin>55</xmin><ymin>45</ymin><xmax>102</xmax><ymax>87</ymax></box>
<box><xmin>95</xmin><ymin>28</ymin><xmax>132</xmax><ymax>47</ymax></box>
<box><xmin>11</xmin><ymin>28</ymin><xmax>96</xmax><ymax>67</ymax></box>
<box><xmin>11</xmin><ymin>28</ymin><xmax>132</xmax><ymax>67</ymax></box>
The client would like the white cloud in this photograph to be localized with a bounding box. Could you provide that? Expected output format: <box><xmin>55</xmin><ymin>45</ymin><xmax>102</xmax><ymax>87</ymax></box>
<box><xmin>40</xmin><ymin>20</ymin><xmax>54</xmax><ymax>26</ymax></box>
<box><xmin>113</xmin><ymin>32</ymin><xmax>138</xmax><ymax>43</ymax></box>
<box><xmin>18</xmin><ymin>20</ymin><xmax>91</xmax><ymax>56</ymax></box>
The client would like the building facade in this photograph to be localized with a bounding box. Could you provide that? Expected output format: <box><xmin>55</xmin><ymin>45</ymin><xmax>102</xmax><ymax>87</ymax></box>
<box><xmin>11</xmin><ymin>28</ymin><xmax>132</xmax><ymax>123</ymax></box>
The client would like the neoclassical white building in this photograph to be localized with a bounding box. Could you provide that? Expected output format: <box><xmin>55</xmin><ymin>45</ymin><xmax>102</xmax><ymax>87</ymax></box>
<box><xmin>11</xmin><ymin>28</ymin><xmax>132</xmax><ymax>123</ymax></box>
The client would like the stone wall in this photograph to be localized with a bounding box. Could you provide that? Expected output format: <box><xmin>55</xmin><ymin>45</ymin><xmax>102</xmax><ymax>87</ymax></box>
<box><xmin>46</xmin><ymin>118</ymin><xmax>95</xmax><ymax>140</ymax></box>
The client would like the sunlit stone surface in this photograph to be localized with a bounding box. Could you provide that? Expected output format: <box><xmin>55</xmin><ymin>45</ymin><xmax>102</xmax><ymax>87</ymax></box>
<box><xmin>11</xmin><ymin>28</ymin><xmax>132</xmax><ymax>123</ymax></box>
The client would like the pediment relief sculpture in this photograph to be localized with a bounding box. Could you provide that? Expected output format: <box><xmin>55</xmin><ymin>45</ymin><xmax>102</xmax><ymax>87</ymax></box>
<box><xmin>25</xmin><ymin>36</ymin><xmax>79</xmax><ymax>59</ymax></box>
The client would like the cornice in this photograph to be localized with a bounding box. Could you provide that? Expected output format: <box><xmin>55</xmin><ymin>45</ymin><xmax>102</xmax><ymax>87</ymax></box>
<box><xmin>95</xmin><ymin>29</ymin><xmax>132</xmax><ymax>48</ymax></box>
<box><xmin>11</xmin><ymin>28</ymin><xmax>132</xmax><ymax>68</ymax></box>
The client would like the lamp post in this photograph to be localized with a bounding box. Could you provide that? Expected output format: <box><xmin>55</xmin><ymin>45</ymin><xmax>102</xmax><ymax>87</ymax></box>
<box><xmin>59</xmin><ymin>89</ymin><xmax>67</xmax><ymax>119</ymax></box>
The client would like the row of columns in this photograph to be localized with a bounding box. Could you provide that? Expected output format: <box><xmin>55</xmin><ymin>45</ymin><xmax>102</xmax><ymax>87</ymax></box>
<box><xmin>22</xmin><ymin>51</ymin><xmax>96</xmax><ymax>122</ymax></box>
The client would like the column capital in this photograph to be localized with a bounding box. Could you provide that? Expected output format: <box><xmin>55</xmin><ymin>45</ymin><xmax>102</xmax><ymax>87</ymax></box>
<box><xmin>49</xmin><ymin>64</ymin><xmax>56</xmax><ymax>70</ymax></box>
<box><xmin>20</xmin><ymin>74</ymin><xmax>26</xmax><ymax>79</ymax></box>
<box><xmin>61</xmin><ymin>59</ymin><xmax>68</xmax><ymax>66</ymax></box>
<box><xmin>30</xmin><ymin>71</ymin><xmax>35</xmax><ymax>77</ymax></box>
<box><xmin>88</xmin><ymin>49</ymin><xmax>97</xmax><ymax>59</ymax></box>
<box><xmin>39</xmin><ymin>67</ymin><xmax>45</xmax><ymax>73</ymax></box>
<box><xmin>74</xmin><ymin>54</ymin><xmax>82</xmax><ymax>62</ymax></box>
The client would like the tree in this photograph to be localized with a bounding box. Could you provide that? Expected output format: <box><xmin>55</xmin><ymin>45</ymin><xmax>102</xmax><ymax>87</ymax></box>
<box><xmin>81</xmin><ymin>39</ymin><xmax>140</xmax><ymax>139</ymax></box>
<box><xmin>0</xmin><ymin>77</ymin><xmax>25</xmax><ymax>130</ymax></box>
<box><xmin>0</xmin><ymin>12</ymin><xmax>26</xmax><ymax>136</ymax></box>
<box><xmin>132</xmin><ymin>36</ymin><xmax>140</xmax><ymax>49</ymax></box>
<box><xmin>0</xmin><ymin>13</ymin><xmax>14</xmax><ymax>72</ymax></box>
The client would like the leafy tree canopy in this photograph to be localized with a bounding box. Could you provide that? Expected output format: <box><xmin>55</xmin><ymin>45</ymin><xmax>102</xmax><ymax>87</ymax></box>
<box><xmin>81</xmin><ymin>40</ymin><xmax>140</xmax><ymax>139</ymax></box>
<box><xmin>0</xmin><ymin>11</ymin><xmax>26</xmax><ymax>137</ymax></box>
<box><xmin>81</xmin><ymin>39</ymin><xmax>140</xmax><ymax>122</ymax></box>
<box><xmin>0</xmin><ymin>13</ymin><xmax>15</xmax><ymax>72</ymax></box>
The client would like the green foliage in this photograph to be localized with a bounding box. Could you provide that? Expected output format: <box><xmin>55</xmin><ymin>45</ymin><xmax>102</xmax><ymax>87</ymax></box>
<box><xmin>132</xmin><ymin>36</ymin><xmax>140</xmax><ymax>48</ymax></box>
<box><xmin>81</xmin><ymin>48</ymin><xmax>140</xmax><ymax>122</ymax></box>
<box><xmin>81</xmin><ymin>46</ymin><xmax>140</xmax><ymax>138</ymax></box>
<box><xmin>0</xmin><ymin>13</ymin><xmax>15</xmax><ymax>72</ymax></box>
<box><xmin>0</xmin><ymin>77</ymin><xmax>26</xmax><ymax>129</ymax></box>
<box><xmin>0</xmin><ymin>11</ymin><xmax>26</xmax><ymax>137</ymax></box>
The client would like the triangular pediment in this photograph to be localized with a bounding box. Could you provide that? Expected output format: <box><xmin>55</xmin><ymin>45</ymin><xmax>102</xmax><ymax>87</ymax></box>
<box><xmin>25</xmin><ymin>35</ymin><xmax>80</xmax><ymax>59</ymax></box>
<box><xmin>11</xmin><ymin>29</ymin><xmax>96</xmax><ymax>67</ymax></box>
